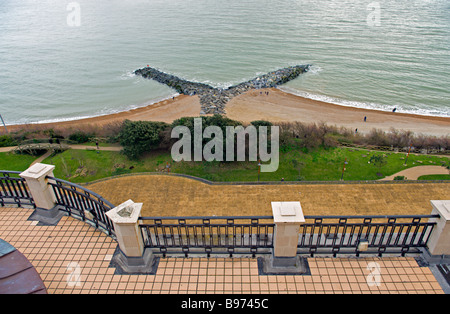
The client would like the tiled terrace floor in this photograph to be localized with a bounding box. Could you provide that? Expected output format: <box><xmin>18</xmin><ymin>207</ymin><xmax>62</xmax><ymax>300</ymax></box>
<box><xmin>0</xmin><ymin>207</ymin><xmax>445</xmax><ymax>294</ymax></box>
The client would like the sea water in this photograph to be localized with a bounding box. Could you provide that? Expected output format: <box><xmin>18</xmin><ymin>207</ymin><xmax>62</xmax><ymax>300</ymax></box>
<box><xmin>0</xmin><ymin>0</ymin><xmax>448</xmax><ymax>125</ymax></box>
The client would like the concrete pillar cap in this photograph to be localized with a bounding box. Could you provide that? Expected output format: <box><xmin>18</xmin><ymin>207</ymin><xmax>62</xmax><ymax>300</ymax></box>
<box><xmin>20</xmin><ymin>163</ymin><xmax>55</xmax><ymax>180</ymax></box>
<box><xmin>431</xmin><ymin>200</ymin><xmax>450</xmax><ymax>220</ymax></box>
<box><xmin>271</xmin><ymin>201</ymin><xmax>305</xmax><ymax>224</ymax></box>
<box><xmin>106</xmin><ymin>199</ymin><xmax>142</xmax><ymax>224</ymax></box>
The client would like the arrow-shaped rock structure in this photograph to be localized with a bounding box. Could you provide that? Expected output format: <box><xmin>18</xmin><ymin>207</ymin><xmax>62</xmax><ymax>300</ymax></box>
<box><xmin>134</xmin><ymin>64</ymin><xmax>311</xmax><ymax>115</ymax></box>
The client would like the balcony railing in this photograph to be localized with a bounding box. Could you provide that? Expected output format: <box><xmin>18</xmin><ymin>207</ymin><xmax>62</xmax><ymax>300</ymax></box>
<box><xmin>0</xmin><ymin>171</ymin><xmax>35</xmax><ymax>208</ymax></box>
<box><xmin>298</xmin><ymin>215</ymin><xmax>438</xmax><ymax>257</ymax></box>
<box><xmin>139</xmin><ymin>216</ymin><xmax>275</xmax><ymax>258</ymax></box>
<box><xmin>138</xmin><ymin>214</ymin><xmax>438</xmax><ymax>258</ymax></box>
<box><xmin>46</xmin><ymin>176</ymin><xmax>115</xmax><ymax>237</ymax></box>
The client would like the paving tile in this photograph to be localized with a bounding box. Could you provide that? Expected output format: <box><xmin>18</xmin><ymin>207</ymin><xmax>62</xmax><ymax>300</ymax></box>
<box><xmin>0</xmin><ymin>207</ymin><xmax>447</xmax><ymax>294</ymax></box>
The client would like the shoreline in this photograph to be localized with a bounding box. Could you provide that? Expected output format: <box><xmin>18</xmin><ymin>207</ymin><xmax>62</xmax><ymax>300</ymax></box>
<box><xmin>5</xmin><ymin>88</ymin><xmax>450</xmax><ymax>137</ymax></box>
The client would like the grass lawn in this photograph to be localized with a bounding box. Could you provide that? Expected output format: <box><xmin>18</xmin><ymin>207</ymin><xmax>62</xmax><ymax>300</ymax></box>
<box><xmin>0</xmin><ymin>152</ymin><xmax>39</xmax><ymax>172</ymax></box>
<box><xmin>37</xmin><ymin>146</ymin><xmax>449</xmax><ymax>183</ymax></box>
<box><xmin>418</xmin><ymin>174</ymin><xmax>450</xmax><ymax>180</ymax></box>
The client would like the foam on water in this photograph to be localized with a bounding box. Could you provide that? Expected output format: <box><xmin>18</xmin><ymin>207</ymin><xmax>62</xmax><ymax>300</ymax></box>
<box><xmin>279</xmin><ymin>86</ymin><xmax>450</xmax><ymax>118</ymax></box>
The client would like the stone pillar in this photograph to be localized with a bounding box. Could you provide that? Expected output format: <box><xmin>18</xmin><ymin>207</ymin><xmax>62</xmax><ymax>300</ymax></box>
<box><xmin>106</xmin><ymin>199</ymin><xmax>154</xmax><ymax>273</ymax></box>
<box><xmin>426</xmin><ymin>200</ymin><xmax>450</xmax><ymax>257</ymax></box>
<box><xmin>20</xmin><ymin>163</ymin><xmax>62</xmax><ymax>224</ymax></box>
<box><xmin>272</xmin><ymin>201</ymin><xmax>305</xmax><ymax>260</ymax></box>
<box><xmin>261</xmin><ymin>201</ymin><xmax>308</xmax><ymax>274</ymax></box>
<box><xmin>20</xmin><ymin>163</ymin><xmax>56</xmax><ymax>210</ymax></box>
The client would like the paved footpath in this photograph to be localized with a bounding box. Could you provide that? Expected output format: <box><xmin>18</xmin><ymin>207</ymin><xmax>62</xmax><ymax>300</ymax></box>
<box><xmin>380</xmin><ymin>165</ymin><xmax>449</xmax><ymax>181</ymax></box>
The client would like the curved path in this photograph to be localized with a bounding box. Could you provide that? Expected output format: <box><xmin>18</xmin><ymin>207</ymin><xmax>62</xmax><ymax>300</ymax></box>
<box><xmin>380</xmin><ymin>166</ymin><xmax>449</xmax><ymax>181</ymax></box>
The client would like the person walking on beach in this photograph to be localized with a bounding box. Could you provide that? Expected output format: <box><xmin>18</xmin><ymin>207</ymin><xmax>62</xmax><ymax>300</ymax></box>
<box><xmin>364</xmin><ymin>116</ymin><xmax>367</xmax><ymax>122</ymax></box>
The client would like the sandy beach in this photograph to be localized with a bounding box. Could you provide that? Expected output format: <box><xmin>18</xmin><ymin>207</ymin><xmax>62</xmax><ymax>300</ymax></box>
<box><xmin>6</xmin><ymin>88</ymin><xmax>450</xmax><ymax>136</ymax></box>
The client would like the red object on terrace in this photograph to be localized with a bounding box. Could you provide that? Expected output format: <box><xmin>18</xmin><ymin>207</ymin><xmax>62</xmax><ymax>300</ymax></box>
<box><xmin>0</xmin><ymin>238</ymin><xmax>47</xmax><ymax>294</ymax></box>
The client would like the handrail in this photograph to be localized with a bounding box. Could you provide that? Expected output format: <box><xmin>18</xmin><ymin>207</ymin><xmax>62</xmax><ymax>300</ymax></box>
<box><xmin>0</xmin><ymin>170</ymin><xmax>35</xmax><ymax>208</ymax></box>
<box><xmin>139</xmin><ymin>214</ymin><xmax>440</xmax><ymax>221</ymax></box>
<box><xmin>140</xmin><ymin>215</ymin><xmax>274</xmax><ymax>221</ymax></box>
<box><xmin>46</xmin><ymin>175</ymin><xmax>115</xmax><ymax>237</ymax></box>
<box><xmin>0</xmin><ymin>170</ymin><xmax>22</xmax><ymax>174</ymax></box>
<box><xmin>46</xmin><ymin>176</ymin><xmax>115</xmax><ymax>209</ymax></box>
<box><xmin>304</xmin><ymin>214</ymin><xmax>440</xmax><ymax>220</ymax></box>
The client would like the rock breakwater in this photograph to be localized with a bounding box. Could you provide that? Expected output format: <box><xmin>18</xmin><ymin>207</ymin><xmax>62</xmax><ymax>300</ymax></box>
<box><xmin>134</xmin><ymin>65</ymin><xmax>311</xmax><ymax>115</ymax></box>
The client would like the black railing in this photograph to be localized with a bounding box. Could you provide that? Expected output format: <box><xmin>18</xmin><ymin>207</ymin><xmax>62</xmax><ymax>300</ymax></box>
<box><xmin>139</xmin><ymin>214</ymin><xmax>439</xmax><ymax>258</ymax></box>
<box><xmin>0</xmin><ymin>171</ymin><xmax>35</xmax><ymax>208</ymax></box>
<box><xmin>299</xmin><ymin>215</ymin><xmax>439</xmax><ymax>257</ymax></box>
<box><xmin>47</xmin><ymin>176</ymin><xmax>115</xmax><ymax>237</ymax></box>
<box><xmin>139</xmin><ymin>216</ymin><xmax>275</xmax><ymax>257</ymax></box>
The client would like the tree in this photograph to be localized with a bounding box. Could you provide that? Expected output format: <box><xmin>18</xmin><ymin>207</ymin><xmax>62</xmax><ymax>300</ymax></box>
<box><xmin>118</xmin><ymin>120</ymin><xmax>169</xmax><ymax>159</ymax></box>
<box><xmin>170</xmin><ymin>115</ymin><xmax>242</xmax><ymax>161</ymax></box>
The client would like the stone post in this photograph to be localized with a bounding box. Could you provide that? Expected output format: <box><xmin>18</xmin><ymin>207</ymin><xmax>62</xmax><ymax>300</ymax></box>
<box><xmin>261</xmin><ymin>201</ymin><xmax>307</xmax><ymax>274</ymax></box>
<box><xmin>426</xmin><ymin>200</ymin><xmax>450</xmax><ymax>259</ymax></box>
<box><xmin>106</xmin><ymin>199</ymin><xmax>154</xmax><ymax>273</ymax></box>
<box><xmin>20</xmin><ymin>163</ymin><xmax>62</xmax><ymax>224</ymax></box>
<box><xmin>20</xmin><ymin>163</ymin><xmax>56</xmax><ymax>210</ymax></box>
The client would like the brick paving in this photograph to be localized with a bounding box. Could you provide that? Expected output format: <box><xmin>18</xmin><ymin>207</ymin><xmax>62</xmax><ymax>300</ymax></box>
<box><xmin>0</xmin><ymin>207</ymin><xmax>445</xmax><ymax>294</ymax></box>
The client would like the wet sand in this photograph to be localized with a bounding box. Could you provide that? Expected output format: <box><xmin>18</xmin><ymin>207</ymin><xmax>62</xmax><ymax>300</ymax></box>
<box><xmin>6</xmin><ymin>88</ymin><xmax>450</xmax><ymax>136</ymax></box>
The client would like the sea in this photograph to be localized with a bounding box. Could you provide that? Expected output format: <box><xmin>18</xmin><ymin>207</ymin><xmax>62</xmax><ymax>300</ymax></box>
<box><xmin>0</xmin><ymin>0</ymin><xmax>449</xmax><ymax>125</ymax></box>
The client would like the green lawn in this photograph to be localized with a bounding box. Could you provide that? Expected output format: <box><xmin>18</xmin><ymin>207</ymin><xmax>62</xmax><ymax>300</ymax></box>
<box><xmin>0</xmin><ymin>152</ymin><xmax>39</xmax><ymax>172</ymax></box>
<box><xmin>33</xmin><ymin>146</ymin><xmax>449</xmax><ymax>183</ymax></box>
<box><xmin>418</xmin><ymin>174</ymin><xmax>450</xmax><ymax>180</ymax></box>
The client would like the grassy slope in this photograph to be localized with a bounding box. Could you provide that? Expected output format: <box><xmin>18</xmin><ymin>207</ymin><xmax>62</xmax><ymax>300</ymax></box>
<box><xmin>38</xmin><ymin>146</ymin><xmax>449</xmax><ymax>183</ymax></box>
<box><xmin>0</xmin><ymin>152</ymin><xmax>39</xmax><ymax>171</ymax></box>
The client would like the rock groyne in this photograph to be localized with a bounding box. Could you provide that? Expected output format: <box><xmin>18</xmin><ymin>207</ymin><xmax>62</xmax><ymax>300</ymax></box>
<box><xmin>134</xmin><ymin>65</ymin><xmax>310</xmax><ymax>115</ymax></box>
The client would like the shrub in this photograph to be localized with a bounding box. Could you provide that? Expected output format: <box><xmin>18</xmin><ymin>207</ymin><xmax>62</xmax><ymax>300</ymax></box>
<box><xmin>323</xmin><ymin>133</ymin><xmax>339</xmax><ymax>148</ymax></box>
<box><xmin>170</xmin><ymin>115</ymin><xmax>243</xmax><ymax>161</ymax></box>
<box><xmin>250</xmin><ymin>120</ymin><xmax>273</xmax><ymax>128</ymax></box>
<box><xmin>68</xmin><ymin>131</ymin><xmax>94</xmax><ymax>144</ymax></box>
<box><xmin>0</xmin><ymin>135</ymin><xmax>17</xmax><ymax>147</ymax></box>
<box><xmin>366</xmin><ymin>129</ymin><xmax>390</xmax><ymax>147</ymax></box>
<box><xmin>118</xmin><ymin>120</ymin><xmax>169</xmax><ymax>160</ymax></box>
<box><xmin>369</xmin><ymin>154</ymin><xmax>387</xmax><ymax>169</ymax></box>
